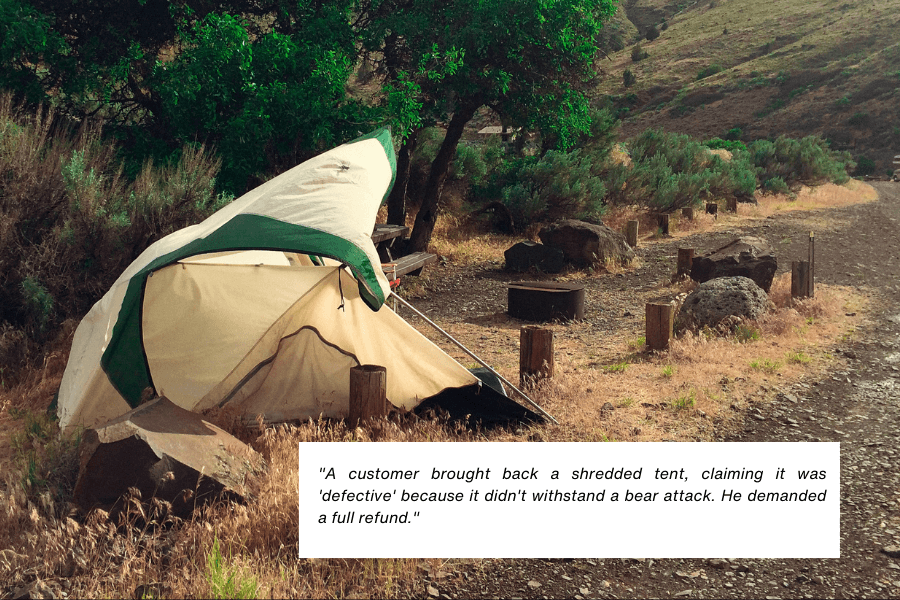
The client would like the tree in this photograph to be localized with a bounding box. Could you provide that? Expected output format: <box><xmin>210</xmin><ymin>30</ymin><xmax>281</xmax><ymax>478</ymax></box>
<box><xmin>363</xmin><ymin>0</ymin><xmax>617</xmax><ymax>251</ymax></box>
<box><xmin>0</xmin><ymin>0</ymin><xmax>372</xmax><ymax>192</ymax></box>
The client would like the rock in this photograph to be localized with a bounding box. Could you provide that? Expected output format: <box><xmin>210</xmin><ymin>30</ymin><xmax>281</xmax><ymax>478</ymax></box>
<box><xmin>690</xmin><ymin>236</ymin><xmax>778</xmax><ymax>292</ymax></box>
<box><xmin>678</xmin><ymin>277</ymin><xmax>769</xmax><ymax>329</ymax></box>
<box><xmin>527</xmin><ymin>580</ymin><xmax>541</xmax><ymax>589</ymax></box>
<box><xmin>73</xmin><ymin>396</ymin><xmax>263</xmax><ymax>517</ymax></box>
<box><xmin>504</xmin><ymin>241</ymin><xmax>565</xmax><ymax>273</ymax></box>
<box><xmin>538</xmin><ymin>220</ymin><xmax>635</xmax><ymax>267</ymax></box>
<box><xmin>427</xmin><ymin>585</ymin><xmax>440</xmax><ymax>597</ymax></box>
<box><xmin>883</xmin><ymin>545</ymin><xmax>900</xmax><ymax>558</ymax></box>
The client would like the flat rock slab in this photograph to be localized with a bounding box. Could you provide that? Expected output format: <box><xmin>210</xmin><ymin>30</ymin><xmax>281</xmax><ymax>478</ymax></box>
<box><xmin>73</xmin><ymin>396</ymin><xmax>262</xmax><ymax>516</ymax></box>
<box><xmin>690</xmin><ymin>236</ymin><xmax>777</xmax><ymax>292</ymax></box>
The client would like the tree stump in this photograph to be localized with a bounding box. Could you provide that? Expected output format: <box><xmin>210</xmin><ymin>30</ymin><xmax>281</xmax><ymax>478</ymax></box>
<box><xmin>791</xmin><ymin>261</ymin><xmax>812</xmax><ymax>299</ymax></box>
<box><xmin>520</xmin><ymin>326</ymin><xmax>554</xmax><ymax>386</ymax></box>
<box><xmin>349</xmin><ymin>365</ymin><xmax>387</xmax><ymax>425</ymax></box>
<box><xmin>706</xmin><ymin>202</ymin><xmax>718</xmax><ymax>218</ymax></box>
<box><xmin>726</xmin><ymin>197</ymin><xmax>738</xmax><ymax>213</ymax></box>
<box><xmin>646</xmin><ymin>302</ymin><xmax>674</xmax><ymax>351</ymax></box>
<box><xmin>626</xmin><ymin>220</ymin><xmax>639</xmax><ymax>247</ymax></box>
<box><xmin>677</xmin><ymin>248</ymin><xmax>694</xmax><ymax>278</ymax></box>
<box><xmin>658</xmin><ymin>214</ymin><xmax>670</xmax><ymax>235</ymax></box>
<box><xmin>682</xmin><ymin>207</ymin><xmax>694</xmax><ymax>221</ymax></box>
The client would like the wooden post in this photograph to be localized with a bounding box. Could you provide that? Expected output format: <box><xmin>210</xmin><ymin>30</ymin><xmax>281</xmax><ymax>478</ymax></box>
<box><xmin>706</xmin><ymin>202</ymin><xmax>718</xmax><ymax>218</ymax></box>
<box><xmin>808</xmin><ymin>231</ymin><xmax>815</xmax><ymax>298</ymax></box>
<box><xmin>646</xmin><ymin>302</ymin><xmax>674</xmax><ymax>351</ymax></box>
<box><xmin>658</xmin><ymin>214</ymin><xmax>670</xmax><ymax>235</ymax></box>
<box><xmin>676</xmin><ymin>248</ymin><xmax>694</xmax><ymax>278</ymax></box>
<box><xmin>791</xmin><ymin>261</ymin><xmax>812</xmax><ymax>299</ymax></box>
<box><xmin>520</xmin><ymin>326</ymin><xmax>554</xmax><ymax>386</ymax></box>
<box><xmin>349</xmin><ymin>365</ymin><xmax>387</xmax><ymax>425</ymax></box>
<box><xmin>626</xmin><ymin>220</ymin><xmax>639</xmax><ymax>247</ymax></box>
<box><xmin>726</xmin><ymin>197</ymin><xmax>738</xmax><ymax>213</ymax></box>
<box><xmin>682</xmin><ymin>207</ymin><xmax>694</xmax><ymax>221</ymax></box>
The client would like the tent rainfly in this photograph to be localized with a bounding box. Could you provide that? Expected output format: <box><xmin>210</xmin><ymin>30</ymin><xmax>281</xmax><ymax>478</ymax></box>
<box><xmin>57</xmin><ymin>129</ymin><xmax>543</xmax><ymax>432</ymax></box>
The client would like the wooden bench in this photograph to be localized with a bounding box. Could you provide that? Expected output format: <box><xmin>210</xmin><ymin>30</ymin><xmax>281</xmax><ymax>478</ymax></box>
<box><xmin>382</xmin><ymin>252</ymin><xmax>437</xmax><ymax>280</ymax></box>
<box><xmin>372</xmin><ymin>224</ymin><xmax>409</xmax><ymax>262</ymax></box>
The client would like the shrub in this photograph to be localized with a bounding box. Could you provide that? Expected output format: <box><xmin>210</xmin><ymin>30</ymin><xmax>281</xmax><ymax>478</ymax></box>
<box><xmin>762</xmin><ymin>176</ymin><xmax>790</xmax><ymax>194</ymax></box>
<box><xmin>704</xmin><ymin>137</ymin><xmax>748</xmax><ymax>152</ymax></box>
<box><xmin>623</xmin><ymin>69</ymin><xmax>636</xmax><ymax>88</ymax></box>
<box><xmin>724</xmin><ymin>127</ymin><xmax>743</xmax><ymax>141</ymax></box>
<box><xmin>697</xmin><ymin>64</ymin><xmax>724</xmax><ymax>80</ymax></box>
<box><xmin>847</xmin><ymin>112</ymin><xmax>870</xmax><ymax>128</ymax></box>
<box><xmin>646</xmin><ymin>25</ymin><xmax>660</xmax><ymax>41</ymax></box>
<box><xmin>749</xmin><ymin>135</ymin><xmax>854</xmax><ymax>186</ymax></box>
<box><xmin>497</xmin><ymin>149</ymin><xmax>607</xmax><ymax>230</ymax></box>
<box><xmin>661</xmin><ymin>20</ymin><xmax>669</xmax><ymax>31</ymax></box>
<box><xmin>0</xmin><ymin>96</ymin><xmax>230</xmax><ymax>380</ymax></box>
<box><xmin>854</xmin><ymin>155</ymin><xmax>876</xmax><ymax>176</ymax></box>
<box><xmin>631</xmin><ymin>43</ymin><xmax>648</xmax><ymax>62</ymax></box>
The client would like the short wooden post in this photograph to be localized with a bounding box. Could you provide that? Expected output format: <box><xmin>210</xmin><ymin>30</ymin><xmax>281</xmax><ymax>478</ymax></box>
<box><xmin>626</xmin><ymin>220</ymin><xmax>639</xmax><ymax>247</ymax></box>
<box><xmin>349</xmin><ymin>365</ymin><xmax>387</xmax><ymax>425</ymax></box>
<box><xmin>726</xmin><ymin>197</ymin><xmax>738</xmax><ymax>213</ymax></box>
<box><xmin>658</xmin><ymin>214</ymin><xmax>670</xmax><ymax>235</ymax></box>
<box><xmin>520</xmin><ymin>326</ymin><xmax>554</xmax><ymax>386</ymax></box>
<box><xmin>676</xmin><ymin>248</ymin><xmax>694</xmax><ymax>278</ymax></box>
<box><xmin>706</xmin><ymin>202</ymin><xmax>718</xmax><ymax>218</ymax></box>
<box><xmin>646</xmin><ymin>302</ymin><xmax>674</xmax><ymax>351</ymax></box>
<box><xmin>682</xmin><ymin>207</ymin><xmax>695</xmax><ymax>221</ymax></box>
<box><xmin>791</xmin><ymin>261</ymin><xmax>812</xmax><ymax>299</ymax></box>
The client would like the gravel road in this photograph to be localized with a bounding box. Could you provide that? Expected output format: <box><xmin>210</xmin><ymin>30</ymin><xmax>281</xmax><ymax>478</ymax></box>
<box><xmin>413</xmin><ymin>182</ymin><xmax>900</xmax><ymax>600</ymax></box>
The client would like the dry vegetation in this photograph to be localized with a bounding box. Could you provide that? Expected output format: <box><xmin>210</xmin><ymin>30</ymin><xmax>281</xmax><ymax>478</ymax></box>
<box><xmin>0</xmin><ymin>178</ymin><xmax>877</xmax><ymax>597</ymax></box>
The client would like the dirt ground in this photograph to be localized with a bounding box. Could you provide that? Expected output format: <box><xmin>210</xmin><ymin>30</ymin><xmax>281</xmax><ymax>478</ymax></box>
<box><xmin>398</xmin><ymin>181</ymin><xmax>900</xmax><ymax>599</ymax></box>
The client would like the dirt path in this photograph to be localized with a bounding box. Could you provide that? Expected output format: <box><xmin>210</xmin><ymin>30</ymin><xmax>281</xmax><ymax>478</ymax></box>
<box><xmin>410</xmin><ymin>182</ymin><xmax>900</xmax><ymax>599</ymax></box>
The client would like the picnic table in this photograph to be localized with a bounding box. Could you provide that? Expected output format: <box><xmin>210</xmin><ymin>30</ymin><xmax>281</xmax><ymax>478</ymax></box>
<box><xmin>371</xmin><ymin>224</ymin><xmax>437</xmax><ymax>281</ymax></box>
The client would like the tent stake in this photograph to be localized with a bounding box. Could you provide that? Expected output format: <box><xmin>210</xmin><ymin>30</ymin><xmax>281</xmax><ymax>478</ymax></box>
<box><xmin>390</xmin><ymin>292</ymin><xmax>558</xmax><ymax>425</ymax></box>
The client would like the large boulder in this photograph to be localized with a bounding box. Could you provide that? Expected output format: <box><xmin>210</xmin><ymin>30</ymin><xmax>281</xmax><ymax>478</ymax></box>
<box><xmin>504</xmin><ymin>241</ymin><xmax>565</xmax><ymax>273</ymax></box>
<box><xmin>73</xmin><ymin>396</ymin><xmax>263</xmax><ymax>517</ymax></box>
<box><xmin>690</xmin><ymin>236</ymin><xmax>777</xmax><ymax>292</ymax></box>
<box><xmin>538</xmin><ymin>220</ymin><xmax>634</xmax><ymax>267</ymax></box>
<box><xmin>678</xmin><ymin>276</ymin><xmax>769</xmax><ymax>329</ymax></box>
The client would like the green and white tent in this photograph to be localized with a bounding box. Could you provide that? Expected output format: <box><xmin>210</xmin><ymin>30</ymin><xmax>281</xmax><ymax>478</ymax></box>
<box><xmin>58</xmin><ymin>129</ymin><xmax>535</xmax><ymax>433</ymax></box>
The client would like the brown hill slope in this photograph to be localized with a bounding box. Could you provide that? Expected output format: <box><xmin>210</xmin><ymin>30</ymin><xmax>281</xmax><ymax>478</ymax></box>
<box><xmin>598</xmin><ymin>0</ymin><xmax>900</xmax><ymax>173</ymax></box>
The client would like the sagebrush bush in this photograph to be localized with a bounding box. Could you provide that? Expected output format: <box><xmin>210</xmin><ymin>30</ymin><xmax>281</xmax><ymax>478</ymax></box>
<box><xmin>749</xmin><ymin>135</ymin><xmax>854</xmax><ymax>186</ymax></box>
<box><xmin>0</xmin><ymin>95</ymin><xmax>231</xmax><ymax>381</ymax></box>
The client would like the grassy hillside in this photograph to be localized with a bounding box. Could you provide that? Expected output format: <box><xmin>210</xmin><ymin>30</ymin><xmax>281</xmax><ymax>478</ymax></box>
<box><xmin>596</xmin><ymin>0</ymin><xmax>900</xmax><ymax>173</ymax></box>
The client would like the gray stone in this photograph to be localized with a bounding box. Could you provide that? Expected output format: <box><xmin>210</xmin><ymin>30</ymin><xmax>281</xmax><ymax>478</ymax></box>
<box><xmin>73</xmin><ymin>396</ymin><xmax>263</xmax><ymax>517</ymax></box>
<box><xmin>691</xmin><ymin>236</ymin><xmax>778</xmax><ymax>292</ymax></box>
<box><xmin>883</xmin><ymin>545</ymin><xmax>900</xmax><ymax>558</ymax></box>
<box><xmin>538</xmin><ymin>220</ymin><xmax>635</xmax><ymax>267</ymax></box>
<box><xmin>504</xmin><ymin>241</ymin><xmax>565</xmax><ymax>273</ymax></box>
<box><xmin>678</xmin><ymin>276</ymin><xmax>769</xmax><ymax>329</ymax></box>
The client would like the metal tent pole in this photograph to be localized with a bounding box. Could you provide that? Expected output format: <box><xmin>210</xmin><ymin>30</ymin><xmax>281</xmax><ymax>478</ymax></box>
<box><xmin>390</xmin><ymin>291</ymin><xmax>558</xmax><ymax>425</ymax></box>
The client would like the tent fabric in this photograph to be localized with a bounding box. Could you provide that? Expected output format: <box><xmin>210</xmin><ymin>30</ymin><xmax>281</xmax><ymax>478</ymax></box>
<box><xmin>58</xmin><ymin>129</ymin><xmax>397</xmax><ymax>417</ymax></box>
<box><xmin>57</xmin><ymin>128</ymin><xmax>534</xmax><ymax>434</ymax></box>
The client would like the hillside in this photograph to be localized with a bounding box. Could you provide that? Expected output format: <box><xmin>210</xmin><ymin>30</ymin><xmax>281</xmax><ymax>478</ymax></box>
<box><xmin>594</xmin><ymin>0</ymin><xmax>900</xmax><ymax>173</ymax></box>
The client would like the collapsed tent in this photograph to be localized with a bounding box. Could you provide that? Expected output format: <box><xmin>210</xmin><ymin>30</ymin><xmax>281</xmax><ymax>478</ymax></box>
<box><xmin>57</xmin><ymin>128</ymin><xmax>542</xmax><ymax>433</ymax></box>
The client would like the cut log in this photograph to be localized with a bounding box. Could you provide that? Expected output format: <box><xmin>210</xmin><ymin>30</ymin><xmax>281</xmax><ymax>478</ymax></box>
<box><xmin>791</xmin><ymin>260</ymin><xmax>812</xmax><ymax>299</ymax></box>
<box><xmin>659</xmin><ymin>214</ymin><xmax>670</xmax><ymax>235</ymax></box>
<box><xmin>682</xmin><ymin>207</ymin><xmax>694</xmax><ymax>221</ymax></box>
<box><xmin>646</xmin><ymin>302</ymin><xmax>674</xmax><ymax>351</ymax></box>
<box><xmin>706</xmin><ymin>202</ymin><xmax>718</xmax><ymax>217</ymax></box>
<box><xmin>677</xmin><ymin>248</ymin><xmax>694</xmax><ymax>278</ymax></box>
<box><xmin>508</xmin><ymin>282</ymin><xmax>585</xmax><ymax>322</ymax></box>
<box><xmin>520</xmin><ymin>326</ymin><xmax>554</xmax><ymax>386</ymax></box>
<box><xmin>349</xmin><ymin>365</ymin><xmax>387</xmax><ymax>425</ymax></box>
<box><xmin>726</xmin><ymin>197</ymin><xmax>738</xmax><ymax>213</ymax></box>
<box><xmin>626</xmin><ymin>220</ymin><xmax>639</xmax><ymax>247</ymax></box>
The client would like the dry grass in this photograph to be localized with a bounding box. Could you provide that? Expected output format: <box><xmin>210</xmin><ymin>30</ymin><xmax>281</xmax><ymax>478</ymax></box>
<box><xmin>0</xmin><ymin>178</ymin><xmax>879</xmax><ymax>597</ymax></box>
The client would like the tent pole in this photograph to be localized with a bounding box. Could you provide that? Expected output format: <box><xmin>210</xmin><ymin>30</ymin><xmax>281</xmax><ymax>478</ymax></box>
<box><xmin>390</xmin><ymin>292</ymin><xmax>558</xmax><ymax>425</ymax></box>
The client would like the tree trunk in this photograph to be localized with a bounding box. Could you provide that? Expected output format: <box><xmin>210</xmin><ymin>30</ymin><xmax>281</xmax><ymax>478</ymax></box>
<box><xmin>408</xmin><ymin>103</ymin><xmax>479</xmax><ymax>252</ymax></box>
<box><xmin>386</xmin><ymin>131</ymin><xmax>418</xmax><ymax>226</ymax></box>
